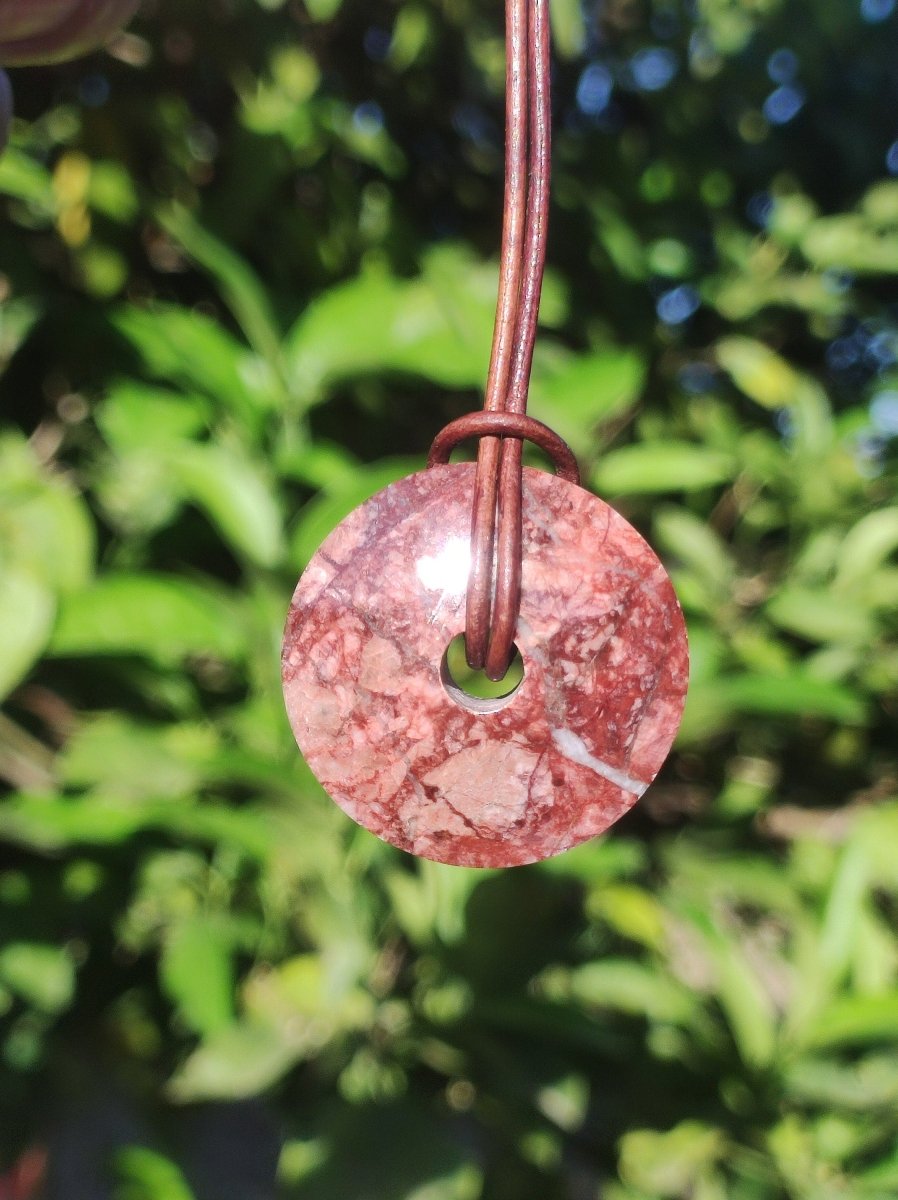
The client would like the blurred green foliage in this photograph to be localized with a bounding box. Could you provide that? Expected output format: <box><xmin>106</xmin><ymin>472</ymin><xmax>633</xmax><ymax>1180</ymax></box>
<box><xmin>0</xmin><ymin>0</ymin><xmax>897</xmax><ymax>1196</ymax></box>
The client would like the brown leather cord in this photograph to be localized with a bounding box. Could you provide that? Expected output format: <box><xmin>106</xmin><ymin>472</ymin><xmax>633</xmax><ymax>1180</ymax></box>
<box><xmin>428</xmin><ymin>412</ymin><xmax>580</xmax><ymax>484</ymax></box>
<box><xmin>463</xmin><ymin>0</ymin><xmax>530</xmax><ymax>675</ymax></box>
<box><xmin>429</xmin><ymin>0</ymin><xmax>576</xmax><ymax>681</ymax></box>
<box><xmin>484</xmin><ymin>0</ymin><xmax>553</xmax><ymax>680</ymax></box>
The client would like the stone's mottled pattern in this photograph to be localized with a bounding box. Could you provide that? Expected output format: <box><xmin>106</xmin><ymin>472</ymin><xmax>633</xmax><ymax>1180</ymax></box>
<box><xmin>282</xmin><ymin>464</ymin><xmax>689</xmax><ymax>868</ymax></box>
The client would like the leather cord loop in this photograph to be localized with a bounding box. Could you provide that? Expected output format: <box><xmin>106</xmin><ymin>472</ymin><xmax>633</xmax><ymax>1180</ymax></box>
<box><xmin>427</xmin><ymin>413</ymin><xmax>580</xmax><ymax>485</ymax></box>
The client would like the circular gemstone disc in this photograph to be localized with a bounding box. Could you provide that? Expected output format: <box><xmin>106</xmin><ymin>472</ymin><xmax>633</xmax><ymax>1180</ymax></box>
<box><xmin>282</xmin><ymin>464</ymin><xmax>688</xmax><ymax>868</ymax></box>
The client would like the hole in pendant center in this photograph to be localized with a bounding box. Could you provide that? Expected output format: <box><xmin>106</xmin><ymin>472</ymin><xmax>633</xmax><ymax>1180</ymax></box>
<box><xmin>440</xmin><ymin>634</ymin><xmax>525</xmax><ymax>714</ymax></box>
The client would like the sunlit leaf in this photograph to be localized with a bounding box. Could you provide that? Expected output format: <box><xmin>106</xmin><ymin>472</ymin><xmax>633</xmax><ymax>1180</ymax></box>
<box><xmin>549</xmin><ymin>0</ymin><xmax>587</xmax><ymax>57</ymax></box>
<box><xmin>717</xmin><ymin>336</ymin><xmax>802</xmax><ymax>410</ymax></box>
<box><xmin>285</xmin><ymin>245</ymin><xmax>566</xmax><ymax>407</ymax></box>
<box><xmin>157</xmin><ymin>204</ymin><xmax>286</xmax><ymax>387</ymax></box>
<box><xmin>0</xmin><ymin>435</ymin><xmax>95</xmax><ymax>592</ymax></box>
<box><xmin>115</xmin><ymin>1147</ymin><xmax>196</xmax><ymax>1200</ymax></box>
<box><xmin>96</xmin><ymin>383</ymin><xmax>209</xmax><ymax>451</ymax></box>
<box><xmin>303</xmin><ymin>0</ymin><xmax>343</xmax><ymax>18</ymax></box>
<box><xmin>766</xmin><ymin>587</ymin><xmax>875</xmax><ymax>644</ymax></box>
<box><xmin>49</xmin><ymin>574</ymin><xmax>245</xmax><ymax>665</ymax></box>
<box><xmin>0</xmin><ymin>568</ymin><xmax>54</xmax><ymax>700</ymax></box>
<box><xmin>836</xmin><ymin>509</ymin><xmax>898</xmax><ymax>586</ymax></box>
<box><xmin>60</xmin><ymin>715</ymin><xmax>217</xmax><ymax>798</ymax></box>
<box><xmin>717</xmin><ymin>673</ymin><xmax>867</xmax><ymax>723</ymax></box>
<box><xmin>593</xmin><ymin>442</ymin><xmax>735</xmax><ymax>494</ymax></box>
<box><xmin>654</xmin><ymin>507</ymin><xmax>734</xmax><ymax>591</ymax></box>
<box><xmin>568</xmin><ymin>960</ymin><xmax>697</xmax><ymax>1024</ymax></box>
<box><xmin>167</xmin><ymin>1021</ymin><xmax>301</xmax><ymax>1102</ymax></box>
<box><xmin>531</xmin><ymin>348</ymin><xmax>646</xmax><ymax>457</ymax></box>
<box><xmin>0</xmin><ymin>942</ymin><xmax>75</xmax><ymax>1013</ymax></box>
<box><xmin>619</xmin><ymin>1122</ymin><xmax>726</xmax><ymax>1197</ymax></box>
<box><xmin>170</xmin><ymin>443</ymin><xmax>284</xmax><ymax>568</ymax></box>
<box><xmin>111</xmin><ymin>305</ymin><xmax>271</xmax><ymax>426</ymax></box>
<box><xmin>0</xmin><ymin>147</ymin><xmax>55</xmax><ymax>217</ymax></box>
<box><xmin>161</xmin><ymin>916</ymin><xmax>235</xmax><ymax>1038</ymax></box>
<box><xmin>805</xmin><ymin>994</ymin><xmax>898</xmax><ymax>1050</ymax></box>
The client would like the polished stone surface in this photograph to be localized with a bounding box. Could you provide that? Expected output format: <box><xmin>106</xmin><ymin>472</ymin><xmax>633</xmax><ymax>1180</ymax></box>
<box><xmin>282</xmin><ymin>464</ymin><xmax>688</xmax><ymax>867</ymax></box>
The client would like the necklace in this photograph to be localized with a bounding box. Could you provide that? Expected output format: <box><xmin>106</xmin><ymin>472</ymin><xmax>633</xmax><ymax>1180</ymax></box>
<box><xmin>281</xmin><ymin>0</ymin><xmax>689</xmax><ymax>868</ymax></box>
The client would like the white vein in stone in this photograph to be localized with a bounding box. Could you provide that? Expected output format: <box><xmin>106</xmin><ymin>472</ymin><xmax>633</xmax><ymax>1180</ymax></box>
<box><xmin>551</xmin><ymin>728</ymin><xmax>648</xmax><ymax>797</ymax></box>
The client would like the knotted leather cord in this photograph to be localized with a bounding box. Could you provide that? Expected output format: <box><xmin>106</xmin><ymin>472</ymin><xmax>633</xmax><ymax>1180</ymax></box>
<box><xmin>429</xmin><ymin>0</ymin><xmax>576</xmax><ymax>681</ymax></box>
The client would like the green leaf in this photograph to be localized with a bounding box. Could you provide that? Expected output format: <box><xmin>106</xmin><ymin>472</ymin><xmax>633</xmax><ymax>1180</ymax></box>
<box><xmin>385</xmin><ymin>861</ymin><xmax>488</xmax><ymax>946</ymax></box>
<box><xmin>593</xmin><ymin>442</ymin><xmax>734</xmax><ymax>494</ymax></box>
<box><xmin>766</xmin><ymin>587</ymin><xmax>876</xmax><ymax>644</ymax></box>
<box><xmin>111</xmin><ymin>304</ymin><xmax>271</xmax><ymax>426</ymax></box>
<box><xmin>93</xmin><ymin>450</ymin><xmax>183</xmax><ymax>536</ymax></box>
<box><xmin>717</xmin><ymin>338</ymin><xmax>833</xmax><ymax>455</ymax></box>
<box><xmin>568</xmin><ymin>960</ymin><xmax>697</xmax><ymax>1024</ymax></box>
<box><xmin>817</xmin><ymin>838</ymin><xmax>872</xmax><ymax>988</ymax></box>
<box><xmin>0</xmin><ymin>297</ymin><xmax>44</xmax><ymax>371</ymax></box>
<box><xmin>276</xmin><ymin>438</ymin><xmax>360</xmax><ymax>490</ymax></box>
<box><xmin>836</xmin><ymin>508</ymin><xmax>898</xmax><ymax>586</ymax></box>
<box><xmin>717</xmin><ymin>672</ymin><xmax>867</xmax><ymax>723</ymax></box>
<box><xmin>858</xmin><ymin>1151</ymin><xmax>898</xmax><ymax>1190</ymax></box>
<box><xmin>0</xmin><ymin>434</ymin><xmax>95</xmax><ymax>592</ymax></box>
<box><xmin>717</xmin><ymin>336</ymin><xmax>803</xmax><ymax>409</ymax></box>
<box><xmin>303</xmin><ymin>0</ymin><xmax>343</xmax><ymax>18</ymax></box>
<box><xmin>549</xmin><ymin>0</ymin><xmax>587</xmax><ymax>57</ymax></box>
<box><xmin>805</xmin><ymin>994</ymin><xmax>898</xmax><ymax>1050</ymax></box>
<box><xmin>167</xmin><ymin>1021</ymin><xmax>301</xmax><ymax>1101</ymax></box>
<box><xmin>531</xmin><ymin>348</ymin><xmax>646</xmax><ymax>457</ymax></box>
<box><xmin>862</xmin><ymin>180</ymin><xmax>898</xmax><ymax>226</ymax></box>
<box><xmin>0</xmin><ymin>943</ymin><xmax>75</xmax><ymax>1013</ymax></box>
<box><xmin>785</xmin><ymin>1054</ymin><xmax>898</xmax><ymax>1110</ymax></box>
<box><xmin>619</xmin><ymin>1122</ymin><xmax>726</xmax><ymax>1197</ymax></box>
<box><xmin>286</xmin><ymin>253</ymin><xmax>489</xmax><ymax>403</ymax></box>
<box><xmin>170</xmin><ymin>443</ymin><xmax>284</xmax><ymax>567</ymax></box>
<box><xmin>161</xmin><ymin>916</ymin><xmax>235</xmax><ymax>1038</ymax></box>
<box><xmin>284</xmin><ymin>245</ymin><xmax>565</xmax><ymax>407</ymax></box>
<box><xmin>0</xmin><ymin>147</ymin><xmax>55</xmax><ymax>218</ymax></box>
<box><xmin>587</xmin><ymin>885</ymin><xmax>666</xmax><ymax>950</ymax></box>
<box><xmin>0</xmin><ymin>793</ymin><xmax>281</xmax><ymax>856</ymax></box>
<box><xmin>703</xmin><ymin>927</ymin><xmax>778</xmax><ymax>1068</ymax></box>
<box><xmin>115</xmin><ymin>1147</ymin><xmax>197</xmax><ymax>1200</ymax></box>
<box><xmin>538</xmin><ymin>838</ymin><xmax>647</xmax><ymax>883</ymax></box>
<box><xmin>389</xmin><ymin>7</ymin><xmax>431</xmax><ymax>70</ymax></box>
<box><xmin>667</xmin><ymin>847</ymin><xmax>800</xmax><ymax>912</ymax></box>
<box><xmin>96</xmin><ymin>383</ymin><xmax>209</xmax><ymax>451</ymax></box>
<box><xmin>590</xmin><ymin>193</ymin><xmax>647</xmax><ymax>280</ymax></box>
<box><xmin>0</xmin><ymin>569</ymin><xmax>54</xmax><ymax>700</ymax></box>
<box><xmin>49</xmin><ymin>574</ymin><xmax>245</xmax><ymax>665</ymax></box>
<box><xmin>60</xmin><ymin>716</ymin><xmax>217</xmax><ymax>799</ymax></box>
<box><xmin>682</xmin><ymin>670</ymin><xmax>869</xmax><ymax>738</ymax></box>
<box><xmin>157</xmin><ymin>205</ymin><xmax>286</xmax><ymax>387</ymax></box>
<box><xmin>654</xmin><ymin>507</ymin><xmax>734</xmax><ymax>591</ymax></box>
<box><xmin>0</xmin><ymin>793</ymin><xmax>165</xmax><ymax>851</ymax></box>
<box><xmin>88</xmin><ymin>160</ymin><xmax>140</xmax><ymax>224</ymax></box>
<box><xmin>802</xmin><ymin>214</ymin><xmax>898</xmax><ymax>273</ymax></box>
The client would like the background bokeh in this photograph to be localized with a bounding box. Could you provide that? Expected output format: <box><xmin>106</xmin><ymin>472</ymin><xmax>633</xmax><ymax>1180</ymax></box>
<box><xmin>1</xmin><ymin>0</ymin><xmax>898</xmax><ymax>1196</ymax></box>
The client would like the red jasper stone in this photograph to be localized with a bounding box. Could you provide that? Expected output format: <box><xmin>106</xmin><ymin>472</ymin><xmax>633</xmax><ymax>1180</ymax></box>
<box><xmin>282</xmin><ymin>464</ymin><xmax>688</xmax><ymax>868</ymax></box>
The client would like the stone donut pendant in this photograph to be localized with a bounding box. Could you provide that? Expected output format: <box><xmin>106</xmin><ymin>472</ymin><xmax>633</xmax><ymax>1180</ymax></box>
<box><xmin>282</xmin><ymin>464</ymin><xmax>688</xmax><ymax>868</ymax></box>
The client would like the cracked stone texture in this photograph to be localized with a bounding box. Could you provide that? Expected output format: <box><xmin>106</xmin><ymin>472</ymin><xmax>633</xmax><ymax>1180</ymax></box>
<box><xmin>282</xmin><ymin>464</ymin><xmax>689</xmax><ymax>868</ymax></box>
